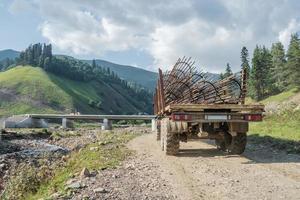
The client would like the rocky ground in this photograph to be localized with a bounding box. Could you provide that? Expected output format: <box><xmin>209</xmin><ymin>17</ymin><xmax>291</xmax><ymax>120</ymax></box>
<box><xmin>0</xmin><ymin>127</ymin><xmax>300</xmax><ymax>200</ymax></box>
<box><xmin>0</xmin><ymin>128</ymin><xmax>100</xmax><ymax>198</ymax></box>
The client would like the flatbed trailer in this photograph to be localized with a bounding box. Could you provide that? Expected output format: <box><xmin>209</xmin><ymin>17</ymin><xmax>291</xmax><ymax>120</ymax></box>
<box><xmin>153</xmin><ymin>57</ymin><xmax>264</xmax><ymax>155</ymax></box>
<box><xmin>155</xmin><ymin>103</ymin><xmax>264</xmax><ymax>155</ymax></box>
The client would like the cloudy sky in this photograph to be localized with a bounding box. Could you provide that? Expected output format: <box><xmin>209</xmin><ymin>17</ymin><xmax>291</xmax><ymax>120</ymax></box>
<box><xmin>0</xmin><ymin>0</ymin><xmax>300</xmax><ymax>72</ymax></box>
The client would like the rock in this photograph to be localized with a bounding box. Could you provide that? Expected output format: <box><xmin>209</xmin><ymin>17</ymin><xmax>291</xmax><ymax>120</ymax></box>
<box><xmin>89</xmin><ymin>147</ymin><xmax>99</xmax><ymax>151</ymax></box>
<box><xmin>61</xmin><ymin>155</ymin><xmax>68</xmax><ymax>162</ymax></box>
<box><xmin>80</xmin><ymin>167</ymin><xmax>90</xmax><ymax>178</ymax></box>
<box><xmin>0</xmin><ymin>163</ymin><xmax>7</xmax><ymax>170</ymax></box>
<box><xmin>90</xmin><ymin>170</ymin><xmax>98</xmax><ymax>177</ymax></box>
<box><xmin>50</xmin><ymin>192</ymin><xmax>61</xmax><ymax>199</ymax></box>
<box><xmin>66</xmin><ymin>178</ymin><xmax>77</xmax><ymax>185</ymax></box>
<box><xmin>125</xmin><ymin>164</ymin><xmax>135</xmax><ymax>170</ymax></box>
<box><xmin>93</xmin><ymin>187</ymin><xmax>108</xmax><ymax>193</ymax></box>
<box><xmin>66</xmin><ymin>181</ymin><xmax>82</xmax><ymax>190</ymax></box>
<box><xmin>82</xmin><ymin>194</ymin><xmax>90</xmax><ymax>199</ymax></box>
<box><xmin>112</xmin><ymin>174</ymin><xmax>118</xmax><ymax>179</ymax></box>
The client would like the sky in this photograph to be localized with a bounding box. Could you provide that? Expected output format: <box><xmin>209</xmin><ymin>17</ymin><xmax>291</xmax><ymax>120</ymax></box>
<box><xmin>0</xmin><ymin>0</ymin><xmax>300</xmax><ymax>73</ymax></box>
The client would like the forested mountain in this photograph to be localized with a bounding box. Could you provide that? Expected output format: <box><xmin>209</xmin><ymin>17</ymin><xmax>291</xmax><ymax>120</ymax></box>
<box><xmin>83</xmin><ymin>59</ymin><xmax>157</xmax><ymax>91</ymax></box>
<box><xmin>0</xmin><ymin>49</ymin><xmax>20</xmax><ymax>60</ymax></box>
<box><xmin>0</xmin><ymin>44</ymin><xmax>153</xmax><ymax>115</ymax></box>
<box><xmin>0</xmin><ymin>49</ymin><xmax>20</xmax><ymax>71</ymax></box>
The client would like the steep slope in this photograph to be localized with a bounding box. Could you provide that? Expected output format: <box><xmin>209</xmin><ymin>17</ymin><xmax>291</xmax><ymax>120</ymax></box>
<box><xmin>0</xmin><ymin>66</ymin><xmax>151</xmax><ymax>116</ymax></box>
<box><xmin>83</xmin><ymin>59</ymin><xmax>157</xmax><ymax>90</ymax></box>
<box><xmin>0</xmin><ymin>49</ymin><xmax>20</xmax><ymax>60</ymax></box>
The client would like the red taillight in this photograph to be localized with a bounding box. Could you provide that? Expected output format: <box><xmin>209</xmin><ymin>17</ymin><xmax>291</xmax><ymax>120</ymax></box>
<box><xmin>245</xmin><ymin>114</ymin><xmax>263</xmax><ymax>121</ymax></box>
<box><xmin>171</xmin><ymin>113</ymin><xmax>192</xmax><ymax>121</ymax></box>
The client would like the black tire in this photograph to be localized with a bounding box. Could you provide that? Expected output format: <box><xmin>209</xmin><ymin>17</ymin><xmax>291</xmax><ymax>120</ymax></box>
<box><xmin>227</xmin><ymin>132</ymin><xmax>247</xmax><ymax>154</ymax></box>
<box><xmin>165</xmin><ymin>132</ymin><xmax>179</xmax><ymax>155</ymax></box>
<box><xmin>215</xmin><ymin>138</ymin><xmax>226</xmax><ymax>151</ymax></box>
<box><xmin>156</xmin><ymin>125</ymin><xmax>161</xmax><ymax>141</ymax></box>
<box><xmin>160</xmin><ymin>133</ymin><xmax>165</xmax><ymax>151</ymax></box>
<box><xmin>215</xmin><ymin>131</ymin><xmax>231</xmax><ymax>152</ymax></box>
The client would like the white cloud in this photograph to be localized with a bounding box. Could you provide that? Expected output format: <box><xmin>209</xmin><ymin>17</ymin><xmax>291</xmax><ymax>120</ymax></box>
<box><xmin>9</xmin><ymin>0</ymin><xmax>300</xmax><ymax>72</ymax></box>
<box><xmin>278</xmin><ymin>19</ymin><xmax>300</xmax><ymax>48</ymax></box>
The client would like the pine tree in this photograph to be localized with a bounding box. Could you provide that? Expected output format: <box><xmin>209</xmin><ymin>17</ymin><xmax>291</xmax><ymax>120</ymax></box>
<box><xmin>224</xmin><ymin>63</ymin><xmax>233</xmax><ymax>78</ymax></box>
<box><xmin>240</xmin><ymin>46</ymin><xmax>250</xmax><ymax>80</ymax></box>
<box><xmin>250</xmin><ymin>46</ymin><xmax>264</xmax><ymax>100</ymax></box>
<box><xmin>261</xmin><ymin>46</ymin><xmax>274</xmax><ymax>96</ymax></box>
<box><xmin>219</xmin><ymin>73</ymin><xmax>224</xmax><ymax>80</ymax></box>
<box><xmin>286</xmin><ymin>33</ymin><xmax>300</xmax><ymax>87</ymax></box>
<box><xmin>92</xmin><ymin>59</ymin><xmax>96</xmax><ymax>69</ymax></box>
<box><xmin>270</xmin><ymin>42</ymin><xmax>287</xmax><ymax>91</ymax></box>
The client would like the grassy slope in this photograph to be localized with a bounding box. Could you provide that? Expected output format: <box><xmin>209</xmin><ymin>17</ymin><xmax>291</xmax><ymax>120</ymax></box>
<box><xmin>260</xmin><ymin>88</ymin><xmax>298</xmax><ymax>103</ymax></box>
<box><xmin>0</xmin><ymin>66</ymin><xmax>142</xmax><ymax>116</ymax></box>
<box><xmin>249</xmin><ymin>88</ymin><xmax>300</xmax><ymax>142</ymax></box>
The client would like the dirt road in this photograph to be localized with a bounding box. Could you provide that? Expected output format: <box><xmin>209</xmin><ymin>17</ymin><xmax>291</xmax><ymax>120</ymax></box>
<box><xmin>128</xmin><ymin>133</ymin><xmax>300</xmax><ymax>200</ymax></box>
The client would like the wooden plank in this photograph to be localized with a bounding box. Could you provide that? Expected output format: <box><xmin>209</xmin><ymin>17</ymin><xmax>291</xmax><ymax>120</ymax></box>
<box><xmin>165</xmin><ymin>103</ymin><xmax>264</xmax><ymax>112</ymax></box>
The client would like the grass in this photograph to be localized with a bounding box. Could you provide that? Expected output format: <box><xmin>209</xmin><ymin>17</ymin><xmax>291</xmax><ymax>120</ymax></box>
<box><xmin>27</xmin><ymin>131</ymin><xmax>136</xmax><ymax>200</ymax></box>
<box><xmin>0</xmin><ymin>66</ymin><xmax>143</xmax><ymax>116</ymax></box>
<box><xmin>248</xmin><ymin>89</ymin><xmax>300</xmax><ymax>153</ymax></box>
<box><xmin>249</xmin><ymin>111</ymin><xmax>300</xmax><ymax>141</ymax></box>
<box><xmin>260</xmin><ymin>88</ymin><xmax>298</xmax><ymax>104</ymax></box>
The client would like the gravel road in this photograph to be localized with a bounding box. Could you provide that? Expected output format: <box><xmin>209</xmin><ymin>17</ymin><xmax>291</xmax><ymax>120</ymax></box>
<box><xmin>128</xmin><ymin>133</ymin><xmax>300</xmax><ymax>200</ymax></box>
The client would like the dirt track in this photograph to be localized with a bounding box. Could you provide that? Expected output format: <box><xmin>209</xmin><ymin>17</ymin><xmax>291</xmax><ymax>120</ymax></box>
<box><xmin>128</xmin><ymin>133</ymin><xmax>300</xmax><ymax>200</ymax></box>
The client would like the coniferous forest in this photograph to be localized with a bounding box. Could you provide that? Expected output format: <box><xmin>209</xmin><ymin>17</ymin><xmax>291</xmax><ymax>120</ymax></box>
<box><xmin>219</xmin><ymin>33</ymin><xmax>300</xmax><ymax>101</ymax></box>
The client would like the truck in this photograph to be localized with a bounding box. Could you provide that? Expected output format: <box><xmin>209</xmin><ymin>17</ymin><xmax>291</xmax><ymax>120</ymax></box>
<box><xmin>153</xmin><ymin>57</ymin><xmax>264</xmax><ymax>155</ymax></box>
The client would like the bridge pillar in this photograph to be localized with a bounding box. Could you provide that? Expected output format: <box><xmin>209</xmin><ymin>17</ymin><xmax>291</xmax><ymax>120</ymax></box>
<box><xmin>62</xmin><ymin>118</ymin><xmax>67</xmax><ymax>128</ymax></box>
<box><xmin>102</xmin><ymin>118</ymin><xmax>112</xmax><ymax>130</ymax></box>
<box><xmin>151</xmin><ymin>119</ymin><xmax>156</xmax><ymax>131</ymax></box>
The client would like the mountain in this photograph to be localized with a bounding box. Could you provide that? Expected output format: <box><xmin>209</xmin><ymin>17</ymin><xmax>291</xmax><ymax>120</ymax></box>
<box><xmin>83</xmin><ymin>59</ymin><xmax>157</xmax><ymax>91</ymax></box>
<box><xmin>0</xmin><ymin>49</ymin><xmax>157</xmax><ymax>90</ymax></box>
<box><xmin>0</xmin><ymin>66</ymin><xmax>152</xmax><ymax>116</ymax></box>
<box><xmin>0</xmin><ymin>49</ymin><xmax>20</xmax><ymax>60</ymax></box>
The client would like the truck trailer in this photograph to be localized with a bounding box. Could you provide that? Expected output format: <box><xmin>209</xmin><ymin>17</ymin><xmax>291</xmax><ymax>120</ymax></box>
<box><xmin>153</xmin><ymin>57</ymin><xmax>264</xmax><ymax>155</ymax></box>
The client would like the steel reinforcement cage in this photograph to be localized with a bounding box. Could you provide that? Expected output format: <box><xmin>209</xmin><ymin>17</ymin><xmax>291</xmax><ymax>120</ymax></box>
<box><xmin>153</xmin><ymin>57</ymin><xmax>247</xmax><ymax>115</ymax></box>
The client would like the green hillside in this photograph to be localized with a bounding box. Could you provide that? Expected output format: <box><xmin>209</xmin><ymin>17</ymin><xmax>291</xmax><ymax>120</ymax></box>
<box><xmin>249</xmin><ymin>89</ymin><xmax>300</xmax><ymax>143</ymax></box>
<box><xmin>83</xmin><ymin>59</ymin><xmax>158</xmax><ymax>91</ymax></box>
<box><xmin>0</xmin><ymin>66</ymin><xmax>151</xmax><ymax>116</ymax></box>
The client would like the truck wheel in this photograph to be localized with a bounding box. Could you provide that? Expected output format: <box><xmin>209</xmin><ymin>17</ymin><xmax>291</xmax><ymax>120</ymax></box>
<box><xmin>156</xmin><ymin>126</ymin><xmax>161</xmax><ymax>141</ymax></box>
<box><xmin>227</xmin><ymin>132</ymin><xmax>247</xmax><ymax>154</ymax></box>
<box><xmin>215</xmin><ymin>138</ymin><xmax>226</xmax><ymax>151</ymax></box>
<box><xmin>165</xmin><ymin>132</ymin><xmax>179</xmax><ymax>155</ymax></box>
<box><xmin>160</xmin><ymin>133</ymin><xmax>165</xmax><ymax>151</ymax></box>
<box><xmin>215</xmin><ymin>131</ymin><xmax>231</xmax><ymax>152</ymax></box>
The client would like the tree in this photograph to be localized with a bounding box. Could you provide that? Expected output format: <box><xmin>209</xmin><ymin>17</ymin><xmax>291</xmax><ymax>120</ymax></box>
<box><xmin>249</xmin><ymin>46</ymin><xmax>264</xmax><ymax>100</ymax></box>
<box><xmin>240</xmin><ymin>46</ymin><xmax>250</xmax><ymax>80</ymax></box>
<box><xmin>286</xmin><ymin>33</ymin><xmax>300</xmax><ymax>87</ymax></box>
<box><xmin>219</xmin><ymin>73</ymin><xmax>224</xmax><ymax>80</ymax></box>
<box><xmin>224</xmin><ymin>63</ymin><xmax>233</xmax><ymax>78</ymax></box>
<box><xmin>261</xmin><ymin>46</ymin><xmax>274</xmax><ymax>96</ymax></box>
<box><xmin>92</xmin><ymin>59</ymin><xmax>96</xmax><ymax>69</ymax></box>
<box><xmin>270</xmin><ymin>42</ymin><xmax>287</xmax><ymax>91</ymax></box>
<box><xmin>43</xmin><ymin>57</ymin><xmax>51</xmax><ymax>71</ymax></box>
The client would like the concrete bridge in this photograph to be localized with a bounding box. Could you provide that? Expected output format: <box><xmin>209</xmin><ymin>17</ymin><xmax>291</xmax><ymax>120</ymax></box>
<box><xmin>3</xmin><ymin>114</ymin><xmax>156</xmax><ymax>130</ymax></box>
